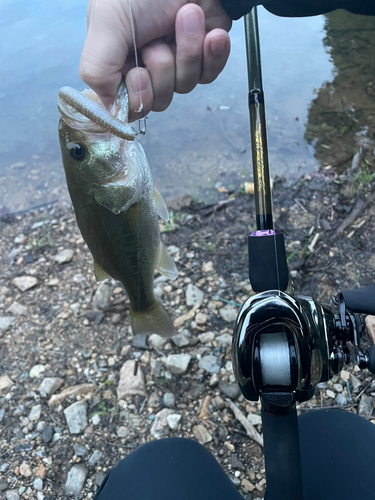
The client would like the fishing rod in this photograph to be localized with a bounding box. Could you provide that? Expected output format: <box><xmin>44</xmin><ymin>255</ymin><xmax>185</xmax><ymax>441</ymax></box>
<box><xmin>232</xmin><ymin>8</ymin><xmax>375</xmax><ymax>500</ymax></box>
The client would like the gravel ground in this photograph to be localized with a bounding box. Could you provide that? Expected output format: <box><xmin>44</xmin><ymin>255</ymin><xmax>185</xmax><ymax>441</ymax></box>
<box><xmin>1</xmin><ymin>170</ymin><xmax>375</xmax><ymax>499</ymax></box>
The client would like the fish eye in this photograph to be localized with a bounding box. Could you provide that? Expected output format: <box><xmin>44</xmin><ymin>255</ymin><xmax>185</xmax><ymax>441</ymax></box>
<box><xmin>68</xmin><ymin>142</ymin><xmax>86</xmax><ymax>161</ymax></box>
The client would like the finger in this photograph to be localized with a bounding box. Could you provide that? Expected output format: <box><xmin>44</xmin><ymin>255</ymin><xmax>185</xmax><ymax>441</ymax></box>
<box><xmin>175</xmin><ymin>4</ymin><xmax>205</xmax><ymax>94</ymax></box>
<box><xmin>200</xmin><ymin>29</ymin><xmax>231</xmax><ymax>85</ymax></box>
<box><xmin>126</xmin><ymin>68</ymin><xmax>153</xmax><ymax>123</ymax></box>
<box><xmin>80</xmin><ymin>4</ymin><xmax>131</xmax><ymax>107</ymax></box>
<box><xmin>141</xmin><ymin>42</ymin><xmax>175</xmax><ymax>112</ymax></box>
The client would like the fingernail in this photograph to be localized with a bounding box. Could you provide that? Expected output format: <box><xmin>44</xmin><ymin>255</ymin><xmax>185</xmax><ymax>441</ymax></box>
<box><xmin>181</xmin><ymin>8</ymin><xmax>201</xmax><ymax>36</ymax></box>
<box><xmin>131</xmin><ymin>72</ymin><xmax>149</xmax><ymax>94</ymax></box>
<box><xmin>211</xmin><ymin>35</ymin><xmax>227</xmax><ymax>56</ymax></box>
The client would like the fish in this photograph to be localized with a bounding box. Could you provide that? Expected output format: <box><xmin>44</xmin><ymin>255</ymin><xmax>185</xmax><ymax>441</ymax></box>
<box><xmin>57</xmin><ymin>80</ymin><xmax>178</xmax><ymax>337</ymax></box>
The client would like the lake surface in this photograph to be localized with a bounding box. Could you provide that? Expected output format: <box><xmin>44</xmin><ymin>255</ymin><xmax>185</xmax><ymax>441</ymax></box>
<box><xmin>1</xmin><ymin>2</ymin><xmax>374</xmax><ymax>213</ymax></box>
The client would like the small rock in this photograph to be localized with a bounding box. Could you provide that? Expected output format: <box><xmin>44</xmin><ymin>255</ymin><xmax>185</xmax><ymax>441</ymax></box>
<box><xmin>365</xmin><ymin>315</ymin><xmax>375</xmax><ymax>342</ymax></box>
<box><xmin>6</xmin><ymin>301</ymin><xmax>27</xmax><ymax>316</ymax></box>
<box><xmin>93</xmin><ymin>282</ymin><xmax>112</xmax><ymax>310</ymax></box>
<box><xmin>53</xmin><ymin>249</ymin><xmax>74</xmax><ymax>264</ymax></box>
<box><xmin>148</xmin><ymin>391</ymin><xmax>160</xmax><ymax>409</ymax></box>
<box><xmin>333</xmin><ymin>383</ymin><xmax>343</xmax><ymax>392</ymax></box>
<box><xmin>64</xmin><ymin>401</ymin><xmax>88</xmax><ymax>434</ymax></box>
<box><xmin>216</xmin><ymin>333</ymin><xmax>233</xmax><ymax>346</ymax></box>
<box><xmin>95</xmin><ymin>471</ymin><xmax>106</xmax><ymax>487</ymax></box>
<box><xmin>70</xmin><ymin>303</ymin><xmax>80</xmax><ymax>316</ymax></box>
<box><xmin>163</xmin><ymin>392</ymin><xmax>175</xmax><ymax>408</ymax></box>
<box><xmin>88</xmin><ymin>450</ymin><xmax>102</xmax><ymax>466</ymax></box>
<box><xmin>116</xmin><ymin>426</ymin><xmax>129</xmax><ymax>438</ymax></box>
<box><xmin>218</xmin><ymin>382</ymin><xmax>240</xmax><ymax>400</ymax></box>
<box><xmin>202</xmin><ymin>261</ymin><xmax>214</xmax><ymax>273</ymax></box>
<box><xmin>167</xmin><ymin>245</ymin><xmax>180</xmax><ymax>255</ymax></box>
<box><xmin>350</xmin><ymin>373</ymin><xmax>362</xmax><ymax>391</ymax></box>
<box><xmin>121</xmin><ymin>345</ymin><xmax>132</xmax><ymax>357</ymax></box>
<box><xmin>73</xmin><ymin>443</ymin><xmax>88</xmax><ymax>457</ymax></box>
<box><xmin>111</xmin><ymin>313</ymin><xmax>121</xmax><ymax>325</ymax></box>
<box><xmin>131</xmin><ymin>334</ymin><xmax>148</xmax><ymax>350</ymax></box>
<box><xmin>335</xmin><ymin>393</ymin><xmax>348</xmax><ymax>406</ymax></box>
<box><xmin>6</xmin><ymin>491</ymin><xmax>19</xmax><ymax>500</ymax></box>
<box><xmin>117</xmin><ymin>360</ymin><xmax>147</xmax><ymax>399</ymax></box>
<box><xmin>186</xmin><ymin>284</ymin><xmax>204</xmax><ymax>307</ymax></box>
<box><xmin>166</xmin><ymin>413</ymin><xmax>181</xmax><ymax>430</ymax></box>
<box><xmin>148</xmin><ymin>334</ymin><xmax>168</xmax><ymax>349</ymax></box>
<box><xmin>195</xmin><ymin>312</ymin><xmax>208</xmax><ymax>325</ymax></box>
<box><xmin>35</xmin><ymin>464</ymin><xmax>47</xmax><ymax>480</ymax></box>
<box><xmin>29</xmin><ymin>364</ymin><xmax>46</xmax><ymax>379</ymax></box>
<box><xmin>33</xmin><ymin>478</ymin><xmax>43</xmax><ymax>491</ymax></box>
<box><xmin>0</xmin><ymin>464</ymin><xmax>9</xmax><ymax>472</ymax></box>
<box><xmin>193</xmin><ymin>424</ymin><xmax>212</xmax><ymax>444</ymax></box>
<box><xmin>247</xmin><ymin>414</ymin><xmax>262</xmax><ymax>426</ymax></box>
<box><xmin>19</xmin><ymin>462</ymin><xmax>32</xmax><ymax>477</ymax></box>
<box><xmin>65</xmin><ymin>464</ymin><xmax>88</xmax><ymax>496</ymax></box>
<box><xmin>198</xmin><ymin>355</ymin><xmax>220</xmax><ymax>373</ymax></box>
<box><xmin>38</xmin><ymin>377</ymin><xmax>64</xmax><ymax>398</ymax></box>
<box><xmin>326</xmin><ymin>389</ymin><xmax>335</xmax><ymax>399</ymax></box>
<box><xmin>165</xmin><ymin>354</ymin><xmax>191</xmax><ymax>374</ymax></box>
<box><xmin>212</xmin><ymin>396</ymin><xmax>225</xmax><ymax>410</ymax></box>
<box><xmin>48</xmin><ymin>383</ymin><xmax>97</xmax><ymax>406</ymax></box>
<box><xmin>219</xmin><ymin>305</ymin><xmax>238</xmax><ymax>323</ymax></box>
<box><xmin>209</xmin><ymin>373</ymin><xmax>220</xmax><ymax>387</ymax></box>
<box><xmin>358</xmin><ymin>394</ymin><xmax>373</xmax><ymax>417</ymax></box>
<box><xmin>150</xmin><ymin>409</ymin><xmax>175</xmax><ymax>439</ymax></box>
<box><xmin>198</xmin><ymin>332</ymin><xmax>215</xmax><ymax>344</ymax></box>
<box><xmin>0</xmin><ymin>316</ymin><xmax>15</xmax><ymax>332</ymax></box>
<box><xmin>42</xmin><ymin>426</ymin><xmax>53</xmax><ymax>444</ymax></box>
<box><xmin>150</xmin><ymin>358</ymin><xmax>162</xmax><ymax>377</ymax></box>
<box><xmin>241</xmin><ymin>478</ymin><xmax>256</xmax><ymax>492</ymax></box>
<box><xmin>92</xmin><ymin>414</ymin><xmax>101</xmax><ymax>426</ymax></box>
<box><xmin>0</xmin><ymin>408</ymin><xmax>4</xmax><ymax>422</ymax></box>
<box><xmin>340</xmin><ymin>369</ymin><xmax>350</xmax><ymax>380</ymax></box>
<box><xmin>171</xmin><ymin>332</ymin><xmax>190</xmax><ymax>347</ymax></box>
<box><xmin>85</xmin><ymin>311</ymin><xmax>104</xmax><ymax>324</ymax></box>
<box><xmin>28</xmin><ymin>404</ymin><xmax>42</xmax><ymax>421</ymax></box>
<box><xmin>0</xmin><ymin>373</ymin><xmax>14</xmax><ymax>391</ymax></box>
<box><xmin>12</xmin><ymin>276</ymin><xmax>38</xmax><ymax>292</ymax></box>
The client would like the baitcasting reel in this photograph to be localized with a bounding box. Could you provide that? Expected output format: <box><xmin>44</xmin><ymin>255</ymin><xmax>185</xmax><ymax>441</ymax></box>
<box><xmin>232</xmin><ymin>286</ymin><xmax>375</xmax><ymax>404</ymax></box>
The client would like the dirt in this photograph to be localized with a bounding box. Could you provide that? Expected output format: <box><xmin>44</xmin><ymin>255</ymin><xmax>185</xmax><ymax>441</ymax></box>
<box><xmin>0</xmin><ymin>166</ymin><xmax>375</xmax><ymax>499</ymax></box>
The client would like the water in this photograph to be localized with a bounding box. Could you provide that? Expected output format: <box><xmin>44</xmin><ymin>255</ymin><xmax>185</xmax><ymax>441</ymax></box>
<box><xmin>1</xmin><ymin>2</ymin><xmax>374</xmax><ymax>214</ymax></box>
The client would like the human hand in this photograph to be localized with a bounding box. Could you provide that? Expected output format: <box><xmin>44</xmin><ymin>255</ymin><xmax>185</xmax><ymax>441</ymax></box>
<box><xmin>80</xmin><ymin>0</ymin><xmax>231</xmax><ymax>122</ymax></box>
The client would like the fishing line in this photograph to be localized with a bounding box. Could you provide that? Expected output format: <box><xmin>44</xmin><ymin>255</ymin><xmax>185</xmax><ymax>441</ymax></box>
<box><xmin>127</xmin><ymin>0</ymin><xmax>144</xmax><ymax>115</ymax></box>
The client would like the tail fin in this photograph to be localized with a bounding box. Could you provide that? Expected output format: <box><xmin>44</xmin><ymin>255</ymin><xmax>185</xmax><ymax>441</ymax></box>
<box><xmin>130</xmin><ymin>301</ymin><xmax>176</xmax><ymax>338</ymax></box>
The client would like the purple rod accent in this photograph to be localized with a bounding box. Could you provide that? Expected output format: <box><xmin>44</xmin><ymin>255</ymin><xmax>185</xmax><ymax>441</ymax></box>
<box><xmin>250</xmin><ymin>229</ymin><xmax>280</xmax><ymax>237</ymax></box>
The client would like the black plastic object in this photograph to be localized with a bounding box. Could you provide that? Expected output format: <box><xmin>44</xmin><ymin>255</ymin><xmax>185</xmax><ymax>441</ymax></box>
<box><xmin>261</xmin><ymin>400</ymin><xmax>304</xmax><ymax>500</ymax></box>
<box><xmin>367</xmin><ymin>345</ymin><xmax>375</xmax><ymax>375</ymax></box>
<box><xmin>341</xmin><ymin>285</ymin><xmax>375</xmax><ymax>315</ymax></box>
<box><xmin>248</xmin><ymin>230</ymin><xmax>289</xmax><ymax>291</ymax></box>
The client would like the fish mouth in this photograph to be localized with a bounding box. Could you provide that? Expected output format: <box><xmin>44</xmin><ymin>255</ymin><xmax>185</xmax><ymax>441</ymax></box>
<box><xmin>58</xmin><ymin>82</ymin><xmax>137</xmax><ymax>141</ymax></box>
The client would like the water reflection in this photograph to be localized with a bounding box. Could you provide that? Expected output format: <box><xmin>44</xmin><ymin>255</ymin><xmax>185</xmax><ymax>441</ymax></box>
<box><xmin>1</xmin><ymin>1</ymin><xmax>361</xmax><ymax>214</ymax></box>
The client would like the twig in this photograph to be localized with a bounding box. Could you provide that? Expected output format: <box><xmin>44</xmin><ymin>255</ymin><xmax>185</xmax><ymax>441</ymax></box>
<box><xmin>294</xmin><ymin>198</ymin><xmax>308</xmax><ymax>213</ymax></box>
<box><xmin>225</xmin><ymin>399</ymin><xmax>263</xmax><ymax>447</ymax></box>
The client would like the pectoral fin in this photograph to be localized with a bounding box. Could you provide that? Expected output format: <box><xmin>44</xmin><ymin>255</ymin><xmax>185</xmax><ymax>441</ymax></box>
<box><xmin>153</xmin><ymin>188</ymin><xmax>169</xmax><ymax>221</ymax></box>
<box><xmin>156</xmin><ymin>243</ymin><xmax>178</xmax><ymax>280</ymax></box>
<box><xmin>94</xmin><ymin>261</ymin><xmax>111</xmax><ymax>282</ymax></box>
<box><xmin>92</xmin><ymin>181</ymin><xmax>136</xmax><ymax>215</ymax></box>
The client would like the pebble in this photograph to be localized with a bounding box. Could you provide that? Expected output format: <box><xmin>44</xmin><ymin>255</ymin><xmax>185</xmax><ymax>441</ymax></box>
<box><xmin>73</xmin><ymin>442</ymin><xmax>88</xmax><ymax>457</ymax></box>
<box><xmin>12</xmin><ymin>276</ymin><xmax>39</xmax><ymax>292</ymax></box>
<box><xmin>195</xmin><ymin>312</ymin><xmax>208</xmax><ymax>324</ymax></box>
<box><xmin>64</xmin><ymin>400</ymin><xmax>88</xmax><ymax>434</ymax></box>
<box><xmin>29</xmin><ymin>364</ymin><xmax>46</xmax><ymax>379</ymax></box>
<box><xmin>95</xmin><ymin>471</ymin><xmax>106</xmax><ymax>487</ymax></box>
<box><xmin>48</xmin><ymin>383</ymin><xmax>97</xmax><ymax>406</ymax></box>
<box><xmin>219</xmin><ymin>305</ymin><xmax>238</xmax><ymax>323</ymax></box>
<box><xmin>148</xmin><ymin>334</ymin><xmax>168</xmax><ymax>349</ymax></box>
<box><xmin>358</xmin><ymin>394</ymin><xmax>373</xmax><ymax>417</ymax></box>
<box><xmin>247</xmin><ymin>414</ymin><xmax>262</xmax><ymax>426</ymax></box>
<box><xmin>28</xmin><ymin>404</ymin><xmax>42</xmax><ymax>421</ymax></box>
<box><xmin>92</xmin><ymin>414</ymin><xmax>101</xmax><ymax>426</ymax></box>
<box><xmin>186</xmin><ymin>284</ymin><xmax>204</xmax><ymax>306</ymax></box>
<box><xmin>116</xmin><ymin>426</ymin><xmax>129</xmax><ymax>438</ymax></box>
<box><xmin>350</xmin><ymin>374</ymin><xmax>362</xmax><ymax>391</ymax></box>
<box><xmin>198</xmin><ymin>332</ymin><xmax>215</xmax><ymax>344</ymax></box>
<box><xmin>333</xmin><ymin>383</ymin><xmax>343</xmax><ymax>392</ymax></box>
<box><xmin>42</xmin><ymin>426</ymin><xmax>53</xmax><ymax>444</ymax></box>
<box><xmin>88</xmin><ymin>450</ymin><xmax>102</xmax><ymax>466</ymax></box>
<box><xmin>202</xmin><ymin>261</ymin><xmax>214</xmax><ymax>273</ymax></box>
<box><xmin>0</xmin><ymin>316</ymin><xmax>15</xmax><ymax>332</ymax></box>
<box><xmin>150</xmin><ymin>409</ymin><xmax>175</xmax><ymax>439</ymax></box>
<box><xmin>121</xmin><ymin>345</ymin><xmax>132</xmax><ymax>357</ymax></box>
<box><xmin>117</xmin><ymin>360</ymin><xmax>147</xmax><ymax>398</ymax></box>
<box><xmin>150</xmin><ymin>358</ymin><xmax>162</xmax><ymax>377</ymax></box>
<box><xmin>163</xmin><ymin>392</ymin><xmax>175</xmax><ymax>408</ymax></box>
<box><xmin>216</xmin><ymin>333</ymin><xmax>233</xmax><ymax>346</ymax></box>
<box><xmin>33</xmin><ymin>478</ymin><xmax>43</xmax><ymax>491</ymax></box>
<box><xmin>166</xmin><ymin>413</ymin><xmax>181</xmax><ymax>430</ymax></box>
<box><xmin>111</xmin><ymin>313</ymin><xmax>121</xmax><ymax>324</ymax></box>
<box><xmin>19</xmin><ymin>462</ymin><xmax>32</xmax><ymax>477</ymax></box>
<box><xmin>365</xmin><ymin>315</ymin><xmax>375</xmax><ymax>341</ymax></box>
<box><xmin>131</xmin><ymin>333</ymin><xmax>148</xmax><ymax>349</ymax></box>
<box><xmin>35</xmin><ymin>463</ymin><xmax>47</xmax><ymax>480</ymax></box>
<box><xmin>38</xmin><ymin>377</ymin><xmax>64</xmax><ymax>398</ymax></box>
<box><xmin>6</xmin><ymin>491</ymin><xmax>19</xmax><ymax>500</ymax></box>
<box><xmin>193</xmin><ymin>424</ymin><xmax>212</xmax><ymax>444</ymax></box>
<box><xmin>0</xmin><ymin>373</ymin><xmax>14</xmax><ymax>391</ymax></box>
<box><xmin>209</xmin><ymin>373</ymin><xmax>220</xmax><ymax>387</ymax></box>
<box><xmin>165</xmin><ymin>354</ymin><xmax>191</xmax><ymax>374</ymax></box>
<box><xmin>218</xmin><ymin>382</ymin><xmax>240</xmax><ymax>400</ymax></box>
<box><xmin>335</xmin><ymin>393</ymin><xmax>348</xmax><ymax>406</ymax></box>
<box><xmin>6</xmin><ymin>301</ymin><xmax>27</xmax><ymax>316</ymax></box>
<box><xmin>340</xmin><ymin>369</ymin><xmax>350</xmax><ymax>380</ymax></box>
<box><xmin>53</xmin><ymin>249</ymin><xmax>74</xmax><ymax>264</ymax></box>
<box><xmin>171</xmin><ymin>332</ymin><xmax>190</xmax><ymax>347</ymax></box>
<box><xmin>65</xmin><ymin>464</ymin><xmax>88</xmax><ymax>496</ymax></box>
<box><xmin>0</xmin><ymin>408</ymin><xmax>4</xmax><ymax>422</ymax></box>
<box><xmin>93</xmin><ymin>282</ymin><xmax>112</xmax><ymax>310</ymax></box>
<box><xmin>0</xmin><ymin>464</ymin><xmax>9</xmax><ymax>472</ymax></box>
<box><xmin>326</xmin><ymin>389</ymin><xmax>335</xmax><ymax>399</ymax></box>
<box><xmin>212</xmin><ymin>396</ymin><xmax>225</xmax><ymax>410</ymax></box>
<box><xmin>198</xmin><ymin>355</ymin><xmax>221</xmax><ymax>373</ymax></box>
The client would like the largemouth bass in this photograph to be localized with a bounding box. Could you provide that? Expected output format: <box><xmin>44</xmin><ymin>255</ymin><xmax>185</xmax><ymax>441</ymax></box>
<box><xmin>57</xmin><ymin>81</ymin><xmax>177</xmax><ymax>337</ymax></box>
